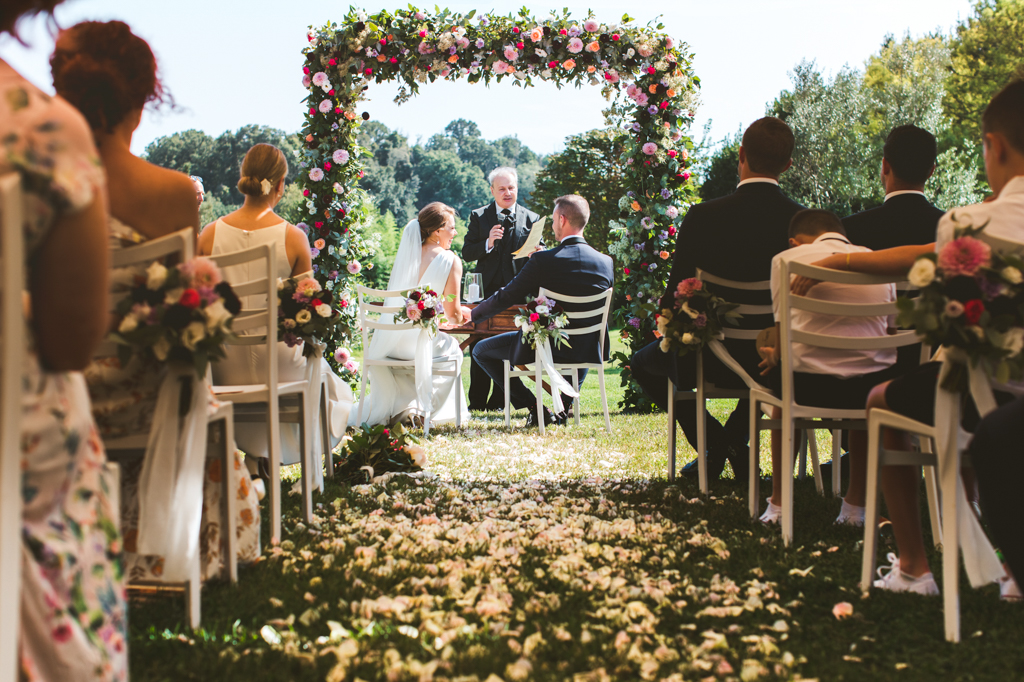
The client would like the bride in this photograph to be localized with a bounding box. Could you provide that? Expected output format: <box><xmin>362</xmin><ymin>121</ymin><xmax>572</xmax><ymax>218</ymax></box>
<box><xmin>353</xmin><ymin>202</ymin><xmax>470</xmax><ymax>427</ymax></box>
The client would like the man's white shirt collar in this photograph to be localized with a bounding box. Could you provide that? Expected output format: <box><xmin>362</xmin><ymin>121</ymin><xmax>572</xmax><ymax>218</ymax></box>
<box><xmin>737</xmin><ymin>177</ymin><xmax>779</xmax><ymax>187</ymax></box>
<box><xmin>884</xmin><ymin>189</ymin><xmax>926</xmax><ymax>202</ymax></box>
<box><xmin>813</xmin><ymin>232</ymin><xmax>850</xmax><ymax>244</ymax></box>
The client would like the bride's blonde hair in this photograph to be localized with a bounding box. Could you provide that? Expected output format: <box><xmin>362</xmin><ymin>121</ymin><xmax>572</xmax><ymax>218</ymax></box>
<box><xmin>237</xmin><ymin>143</ymin><xmax>288</xmax><ymax>197</ymax></box>
<box><xmin>418</xmin><ymin>202</ymin><xmax>456</xmax><ymax>243</ymax></box>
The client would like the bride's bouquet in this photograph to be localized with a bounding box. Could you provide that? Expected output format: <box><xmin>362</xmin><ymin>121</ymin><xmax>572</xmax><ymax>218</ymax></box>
<box><xmin>657</xmin><ymin>277</ymin><xmax>741</xmax><ymax>357</ymax></box>
<box><xmin>110</xmin><ymin>257</ymin><xmax>241</xmax><ymax>377</ymax></box>
<box><xmin>394</xmin><ymin>286</ymin><xmax>452</xmax><ymax>337</ymax></box>
<box><xmin>514</xmin><ymin>295</ymin><xmax>571</xmax><ymax>350</ymax></box>
<box><xmin>278</xmin><ymin>275</ymin><xmax>344</xmax><ymax>356</ymax></box>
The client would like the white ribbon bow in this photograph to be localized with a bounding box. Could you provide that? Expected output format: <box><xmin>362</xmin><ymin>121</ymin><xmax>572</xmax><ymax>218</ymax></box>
<box><xmin>135</xmin><ymin>366</ymin><xmax>210</xmax><ymax>582</ymax></box>
<box><xmin>414</xmin><ymin>328</ymin><xmax>433</xmax><ymax>417</ymax></box>
<box><xmin>536</xmin><ymin>337</ymin><xmax>579</xmax><ymax>414</ymax></box>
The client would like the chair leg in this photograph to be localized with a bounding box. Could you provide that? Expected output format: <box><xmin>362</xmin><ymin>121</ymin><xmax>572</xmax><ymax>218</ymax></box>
<box><xmin>797</xmin><ymin>431</ymin><xmax>808</xmax><ymax>481</ymax></box>
<box><xmin>321</xmin><ymin>384</ymin><xmax>332</xmax><ymax>479</ymax></box>
<box><xmin>455</xmin><ymin>360</ymin><xmax>463</xmax><ymax>428</ymax></box>
<box><xmin>299</xmin><ymin>399</ymin><xmax>313</xmax><ymax>524</ymax></box>
<box><xmin>942</xmin><ymin>457</ymin><xmax>961</xmax><ymax>642</ymax></box>
<box><xmin>187</xmin><ymin>553</ymin><xmax>201</xmax><ymax>629</ymax></box>
<box><xmin>860</xmin><ymin>420</ymin><xmax>883</xmax><ymax>593</ymax></box>
<box><xmin>268</xmin><ymin>405</ymin><xmax>282</xmax><ymax>545</ymax></box>
<box><xmin>781</xmin><ymin>413</ymin><xmax>796</xmax><ymax>546</ymax></box>
<box><xmin>218</xmin><ymin>417</ymin><xmax>238</xmax><ymax>584</ymax></box>
<box><xmin>571</xmin><ymin>368</ymin><xmax>580</xmax><ymax>427</ymax></box>
<box><xmin>922</xmin><ymin>441</ymin><xmax>942</xmax><ymax>548</ymax></box>
<box><xmin>503</xmin><ymin>360</ymin><xmax>511</xmax><ymax>428</ymax></box>
<box><xmin>356</xmin><ymin>370</ymin><xmax>368</xmax><ymax>428</ymax></box>
<box><xmin>809</xmin><ymin>430</ymin><xmax>824</xmax><ymax>495</ymax></box>
<box><xmin>749</xmin><ymin>398</ymin><xmax>759</xmax><ymax>518</ymax></box>
<box><xmin>536</xmin><ymin>364</ymin><xmax>545</xmax><ymax>436</ymax></box>
<box><xmin>831</xmin><ymin>429</ymin><xmax>842</xmax><ymax>496</ymax></box>
<box><xmin>598</xmin><ymin>367</ymin><xmax>610</xmax><ymax>433</ymax></box>
<box><xmin>696</xmin><ymin>357</ymin><xmax>708</xmax><ymax>495</ymax></box>
<box><xmin>667</xmin><ymin>379</ymin><xmax>676</xmax><ymax>482</ymax></box>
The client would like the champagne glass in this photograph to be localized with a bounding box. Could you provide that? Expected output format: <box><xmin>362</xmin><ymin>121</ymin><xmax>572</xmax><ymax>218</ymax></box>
<box><xmin>464</xmin><ymin>272</ymin><xmax>483</xmax><ymax>303</ymax></box>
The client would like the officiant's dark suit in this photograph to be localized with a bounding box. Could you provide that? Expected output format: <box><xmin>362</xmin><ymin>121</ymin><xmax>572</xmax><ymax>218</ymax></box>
<box><xmin>632</xmin><ymin>117</ymin><xmax>804</xmax><ymax>480</ymax></box>
<box><xmin>462</xmin><ymin>168</ymin><xmax>542</xmax><ymax>410</ymax></box>
<box><xmin>471</xmin><ymin>196</ymin><xmax>614</xmax><ymax>425</ymax></box>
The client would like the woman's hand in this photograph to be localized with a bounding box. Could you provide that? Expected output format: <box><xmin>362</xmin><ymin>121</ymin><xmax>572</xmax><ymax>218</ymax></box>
<box><xmin>758</xmin><ymin>346</ymin><xmax>780</xmax><ymax>376</ymax></box>
<box><xmin>790</xmin><ymin>253</ymin><xmax>848</xmax><ymax>296</ymax></box>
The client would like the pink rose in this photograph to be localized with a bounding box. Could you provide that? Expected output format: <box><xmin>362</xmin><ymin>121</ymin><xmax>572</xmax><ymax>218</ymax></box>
<box><xmin>583</xmin><ymin>19</ymin><xmax>599</xmax><ymax>32</ymax></box>
<box><xmin>493</xmin><ymin>60</ymin><xmax>509</xmax><ymax>74</ymax></box>
<box><xmin>503</xmin><ymin>45</ymin><xmax>519</xmax><ymax>62</ymax></box>
<box><xmin>406</xmin><ymin>304</ymin><xmax>422</xmax><ymax>321</ymax></box>
<box><xmin>675</xmin><ymin>277</ymin><xmax>702</xmax><ymax>299</ymax></box>
<box><xmin>567</xmin><ymin>38</ymin><xmax>584</xmax><ymax>53</ymax></box>
<box><xmin>333</xmin><ymin>347</ymin><xmax>351</xmax><ymax>364</ymax></box>
<box><xmin>642</xmin><ymin>142</ymin><xmax>658</xmax><ymax>155</ymax></box>
<box><xmin>347</xmin><ymin>261</ymin><xmax>361</xmax><ymax>275</ymax></box>
<box><xmin>937</xmin><ymin>236</ymin><xmax>991</xmax><ymax>277</ymax></box>
<box><xmin>604</xmin><ymin>70</ymin><xmax>619</xmax><ymax>82</ymax></box>
<box><xmin>529</xmin><ymin>27</ymin><xmax>544</xmax><ymax>42</ymax></box>
<box><xmin>314</xmin><ymin>238</ymin><xmax>326</xmax><ymax>250</ymax></box>
<box><xmin>562</xmin><ymin>59</ymin><xmax>576</xmax><ymax>70</ymax></box>
<box><xmin>333</xmin><ymin>149</ymin><xmax>350</xmax><ymax>164</ymax></box>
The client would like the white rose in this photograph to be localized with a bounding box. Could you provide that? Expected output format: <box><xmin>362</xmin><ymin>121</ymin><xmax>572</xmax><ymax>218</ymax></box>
<box><xmin>315</xmin><ymin>303</ymin><xmax>332</xmax><ymax>318</ymax></box>
<box><xmin>152</xmin><ymin>337</ymin><xmax>171</xmax><ymax>361</ymax></box>
<box><xmin>182</xmin><ymin>321</ymin><xmax>207</xmax><ymax>350</ymax></box>
<box><xmin>118</xmin><ymin>314</ymin><xmax>139</xmax><ymax>334</ymax></box>
<box><xmin>659</xmin><ymin>337</ymin><xmax>671</xmax><ymax>353</ymax></box>
<box><xmin>681</xmin><ymin>332</ymin><xmax>694</xmax><ymax>344</ymax></box>
<box><xmin>1003</xmin><ymin>266</ymin><xmax>1023</xmax><ymax>285</ymax></box>
<box><xmin>296</xmin><ymin>309</ymin><xmax>312</xmax><ymax>324</ymax></box>
<box><xmin>164</xmin><ymin>287</ymin><xmax>184</xmax><ymax>305</ymax></box>
<box><xmin>908</xmin><ymin>258</ymin><xmax>936</xmax><ymax>288</ymax></box>
<box><xmin>146</xmin><ymin>261</ymin><xmax>168</xmax><ymax>290</ymax></box>
<box><xmin>535</xmin><ymin>304</ymin><xmax>550</xmax><ymax>315</ymax></box>
<box><xmin>203</xmin><ymin>299</ymin><xmax>231</xmax><ymax>332</ymax></box>
<box><xmin>404</xmin><ymin>444</ymin><xmax>427</xmax><ymax>467</ymax></box>
<box><xmin>1002</xmin><ymin>327</ymin><xmax>1024</xmax><ymax>356</ymax></box>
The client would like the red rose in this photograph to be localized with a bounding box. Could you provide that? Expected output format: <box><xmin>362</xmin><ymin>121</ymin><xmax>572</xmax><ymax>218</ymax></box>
<box><xmin>179</xmin><ymin>288</ymin><xmax>201</xmax><ymax>309</ymax></box>
<box><xmin>612</xmin><ymin>33</ymin><xmax>620</xmax><ymax>40</ymax></box>
<box><xmin>668</xmin><ymin>227</ymin><xmax>677</xmax><ymax>236</ymax></box>
<box><xmin>623</xmin><ymin>267</ymin><xmax>630</xmax><ymax>275</ymax></box>
<box><xmin>303</xmin><ymin>189</ymin><xmax>311</xmax><ymax>197</ymax></box>
<box><xmin>647</xmin><ymin>66</ymin><xmax>656</xmax><ymax>74</ymax></box>
<box><xmin>417</xmin><ymin>300</ymin><xmax>426</xmax><ymax>310</ymax></box>
<box><xmin>667</xmin><ymin>150</ymin><xmax>677</xmax><ymax>158</ymax></box>
<box><xmin>309</xmin><ymin>107</ymin><xmax>315</xmax><ymax>115</ymax></box>
<box><xmin>364</xmin><ymin>67</ymin><xmax>373</xmax><ymax>75</ymax></box>
<box><xmin>559</xmin><ymin>28</ymin><xmax>567</xmax><ymax>35</ymax></box>
<box><xmin>513</xmin><ymin>26</ymin><xmax>521</xmax><ymax>33</ymax></box>
<box><xmin>660</xmin><ymin>101</ymin><xmax>669</xmax><ymax>110</ymax></box>
<box><xmin>964</xmin><ymin>299</ymin><xmax>985</xmax><ymax>324</ymax></box>
<box><xmin>328</xmin><ymin>89</ymin><xmax>335</xmax><ymax>96</ymax></box>
<box><xmin>328</xmin><ymin>59</ymin><xmax>336</xmax><ymax>66</ymax></box>
<box><xmin>383</xmin><ymin>428</ymin><xmax>389</xmax><ymax>436</ymax></box>
<box><xmin>516</xmin><ymin>42</ymin><xmax>524</xmax><ymax>49</ymax></box>
<box><xmin>312</xmin><ymin>298</ymin><xmax>322</xmax><ymax>307</ymax></box>
<box><xmin>324</xmin><ymin>162</ymin><xmax>332</xmax><ymax>171</ymax></box>
<box><xmin>334</xmin><ymin>107</ymin><xmax>342</xmax><ymax>114</ymax></box>
<box><xmin>315</xmin><ymin>221</ymin><xmax>324</xmax><ymax>230</ymax></box>
<box><xmin>390</xmin><ymin>57</ymin><xmax>398</xmax><ymax>64</ymax></box>
<box><xmin>380</xmin><ymin>38</ymin><xmax>387</xmax><ymax>45</ymax></box>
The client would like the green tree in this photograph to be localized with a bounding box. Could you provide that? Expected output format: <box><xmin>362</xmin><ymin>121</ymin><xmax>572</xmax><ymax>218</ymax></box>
<box><xmin>413</xmin><ymin>149</ymin><xmax>491</xmax><ymax>217</ymax></box>
<box><xmin>697</xmin><ymin>129</ymin><xmax>741</xmax><ymax>202</ymax></box>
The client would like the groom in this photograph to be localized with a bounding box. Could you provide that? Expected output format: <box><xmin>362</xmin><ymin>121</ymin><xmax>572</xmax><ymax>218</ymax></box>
<box><xmin>467</xmin><ymin>195</ymin><xmax>614</xmax><ymax>427</ymax></box>
<box><xmin>462</xmin><ymin>167</ymin><xmax>542</xmax><ymax>411</ymax></box>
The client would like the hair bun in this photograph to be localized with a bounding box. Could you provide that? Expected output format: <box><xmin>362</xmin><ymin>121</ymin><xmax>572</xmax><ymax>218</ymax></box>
<box><xmin>237</xmin><ymin>175</ymin><xmax>264</xmax><ymax>196</ymax></box>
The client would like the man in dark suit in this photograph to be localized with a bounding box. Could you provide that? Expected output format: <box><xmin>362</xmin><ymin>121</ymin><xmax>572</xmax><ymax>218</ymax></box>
<box><xmin>843</xmin><ymin>125</ymin><xmax>944</xmax><ymax>251</ymax></box>
<box><xmin>632</xmin><ymin>117</ymin><xmax>804</xmax><ymax>480</ymax></box>
<box><xmin>469</xmin><ymin>194</ymin><xmax>614</xmax><ymax>427</ymax></box>
<box><xmin>462</xmin><ymin>167</ymin><xmax>542</xmax><ymax>411</ymax></box>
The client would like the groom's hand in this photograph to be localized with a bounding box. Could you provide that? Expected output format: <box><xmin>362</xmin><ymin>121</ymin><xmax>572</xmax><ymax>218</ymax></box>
<box><xmin>487</xmin><ymin>225</ymin><xmax>504</xmax><ymax>250</ymax></box>
<box><xmin>461</xmin><ymin>305</ymin><xmax>474</xmax><ymax>323</ymax></box>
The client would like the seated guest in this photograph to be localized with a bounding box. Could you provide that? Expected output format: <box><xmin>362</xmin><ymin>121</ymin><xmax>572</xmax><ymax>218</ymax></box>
<box><xmin>200</xmin><ymin>143</ymin><xmax>354</xmax><ymax>488</ymax></box>
<box><xmin>791</xmin><ymin>80</ymin><xmax>1024</xmax><ymax>594</ymax></box>
<box><xmin>843</xmin><ymin>124</ymin><xmax>944</xmax><ymax>251</ymax></box>
<box><xmin>2</xmin><ymin>1</ymin><xmax>125</xmax><ymax>677</ymax></box>
<box><xmin>53</xmin><ymin>20</ymin><xmax>262</xmax><ymax>581</ymax></box>
<box><xmin>470</xmin><ymin>195</ymin><xmax>614</xmax><ymax>427</ymax></box>
<box><xmin>757</xmin><ymin>210</ymin><xmax>901</xmax><ymax>524</ymax></box>
<box><xmin>632</xmin><ymin>117</ymin><xmax>803</xmax><ymax>479</ymax></box>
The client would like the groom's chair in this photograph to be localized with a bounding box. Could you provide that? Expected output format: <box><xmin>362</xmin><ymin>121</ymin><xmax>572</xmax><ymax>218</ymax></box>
<box><xmin>503</xmin><ymin>286</ymin><xmax>614</xmax><ymax>435</ymax></box>
<box><xmin>355</xmin><ymin>285</ymin><xmax>464</xmax><ymax>438</ymax></box>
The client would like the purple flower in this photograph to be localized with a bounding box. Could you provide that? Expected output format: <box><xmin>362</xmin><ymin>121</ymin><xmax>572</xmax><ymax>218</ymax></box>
<box><xmin>310</xmin><ymin>247</ymin><xmax>320</xmax><ymax>258</ymax></box>
<box><xmin>631</xmin><ymin>122</ymin><xmax>642</xmax><ymax>132</ymax></box>
<box><xmin>568</xmin><ymin>24</ymin><xmax>582</xmax><ymax>37</ymax></box>
<box><xmin>312</xmin><ymin>264</ymin><xmax>319</xmax><ymax>273</ymax></box>
<box><xmin>641</xmin><ymin>217</ymin><xmax>653</xmax><ymax>229</ymax></box>
<box><xmin>648</xmin><ymin>263</ymin><xmax>657</xmax><ymax>272</ymax></box>
<box><xmin>628</xmin><ymin>317</ymin><xmax>641</xmax><ymax>328</ymax></box>
<box><xmin>627</xmin><ymin>191</ymin><xmax>636</xmax><ymax>198</ymax></box>
<box><xmin>694</xmin><ymin>313</ymin><xmax>707</xmax><ymax>328</ymax></box>
<box><xmin>633</xmin><ymin>243</ymin><xmax>644</xmax><ymax>251</ymax></box>
<box><xmin>282</xmin><ymin>332</ymin><xmax>299</xmax><ymax>347</ymax></box>
<box><xmin>660</xmin><ymin>189</ymin><xmax>672</xmax><ymax>199</ymax></box>
<box><xmin>475</xmin><ymin>38</ymin><xmax>485</xmax><ymax>48</ymax></box>
<box><xmin>659</xmin><ymin>231</ymin><xmax>669</xmax><ymax>240</ymax></box>
<box><xmin>296</xmin><ymin>222</ymin><xmax>309</xmax><ymax>234</ymax></box>
<box><xmin>648</xmin><ymin>105</ymin><xmax>659</xmax><ymax>115</ymax></box>
<box><xmin>329</xmin><ymin>270</ymin><xmax>339</xmax><ymax>279</ymax></box>
<box><xmin>450</xmin><ymin>46</ymin><xmax>458</xmax><ymax>55</ymax></box>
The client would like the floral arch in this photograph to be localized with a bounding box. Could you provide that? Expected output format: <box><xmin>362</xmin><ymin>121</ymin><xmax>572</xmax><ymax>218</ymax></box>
<box><xmin>298</xmin><ymin>7</ymin><xmax>701</xmax><ymax>408</ymax></box>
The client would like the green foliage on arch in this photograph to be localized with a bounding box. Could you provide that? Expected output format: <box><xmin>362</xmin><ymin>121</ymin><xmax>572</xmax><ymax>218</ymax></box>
<box><xmin>298</xmin><ymin>7</ymin><xmax>701</xmax><ymax>407</ymax></box>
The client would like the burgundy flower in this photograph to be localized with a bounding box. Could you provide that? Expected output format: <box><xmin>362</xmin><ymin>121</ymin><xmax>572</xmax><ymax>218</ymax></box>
<box><xmin>964</xmin><ymin>299</ymin><xmax>985</xmax><ymax>325</ymax></box>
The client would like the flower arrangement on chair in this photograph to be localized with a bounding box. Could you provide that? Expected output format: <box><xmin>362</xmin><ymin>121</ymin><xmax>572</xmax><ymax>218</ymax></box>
<box><xmin>394</xmin><ymin>286</ymin><xmax>452</xmax><ymax>337</ymax></box>
<box><xmin>897</xmin><ymin>223</ymin><xmax>1024</xmax><ymax>390</ymax></box>
<box><xmin>334</xmin><ymin>423</ymin><xmax>426</xmax><ymax>485</ymax></box>
<box><xmin>656</xmin><ymin>277</ymin><xmax>741</xmax><ymax>356</ymax></box>
<box><xmin>110</xmin><ymin>257</ymin><xmax>241</xmax><ymax>377</ymax></box>
<box><xmin>514</xmin><ymin>294</ymin><xmax>571</xmax><ymax>350</ymax></box>
<box><xmin>278</xmin><ymin>275</ymin><xmax>344</xmax><ymax>356</ymax></box>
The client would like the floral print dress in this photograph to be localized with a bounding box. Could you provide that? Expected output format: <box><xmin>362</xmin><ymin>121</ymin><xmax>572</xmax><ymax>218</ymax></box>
<box><xmin>1</xmin><ymin>59</ymin><xmax>128</xmax><ymax>681</ymax></box>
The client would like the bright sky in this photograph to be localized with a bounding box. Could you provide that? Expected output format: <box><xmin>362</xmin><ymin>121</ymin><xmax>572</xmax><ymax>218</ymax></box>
<box><xmin>0</xmin><ymin>0</ymin><xmax>974</xmax><ymax>156</ymax></box>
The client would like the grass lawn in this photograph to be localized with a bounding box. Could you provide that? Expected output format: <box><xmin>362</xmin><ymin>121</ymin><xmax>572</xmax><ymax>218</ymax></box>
<box><xmin>129</xmin><ymin>333</ymin><xmax>1024</xmax><ymax>681</ymax></box>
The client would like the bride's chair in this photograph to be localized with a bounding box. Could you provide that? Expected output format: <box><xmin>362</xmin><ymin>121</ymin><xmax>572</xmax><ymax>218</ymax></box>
<box><xmin>356</xmin><ymin>285</ymin><xmax>464</xmax><ymax>438</ymax></box>
<box><xmin>1</xmin><ymin>173</ymin><xmax>24</xmax><ymax>676</ymax></box>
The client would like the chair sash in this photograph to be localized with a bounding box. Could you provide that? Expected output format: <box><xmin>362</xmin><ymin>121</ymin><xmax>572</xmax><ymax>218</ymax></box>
<box><xmin>537</xmin><ymin>338</ymin><xmax>579</xmax><ymax>413</ymax></box>
<box><xmin>414</xmin><ymin>327</ymin><xmax>432</xmax><ymax>418</ymax></box>
<box><xmin>135</xmin><ymin>365</ymin><xmax>210</xmax><ymax>582</ymax></box>
<box><xmin>934</xmin><ymin>352</ymin><xmax>1004</xmax><ymax>587</ymax></box>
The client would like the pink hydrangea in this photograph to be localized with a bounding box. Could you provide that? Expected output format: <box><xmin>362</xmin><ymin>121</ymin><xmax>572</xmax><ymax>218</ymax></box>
<box><xmin>311</xmin><ymin>72</ymin><xmax>329</xmax><ymax>88</ymax></box>
<box><xmin>309</xmin><ymin>168</ymin><xmax>324</xmax><ymax>182</ymax></box>
<box><xmin>332</xmin><ymin>149</ymin><xmax>350</xmax><ymax>164</ymax></box>
<box><xmin>178</xmin><ymin>257</ymin><xmax>222</xmax><ymax>289</ymax></box>
<box><xmin>347</xmin><ymin>261</ymin><xmax>362</xmax><ymax>275</ymax></box>
<box><xmin>493</xmin><ymin>60</ymin><xmax>509</xmax><ymax>74</ymax></box>
<box><xmin>675</xmin><ymin>277</ymin><xmax>703</xmax><ymax>299</ymax></box>
<box><xmin>938</xmin><ymin>236</ymin><xmax>991</xmax><ymax>277</ymax></box>
<box><xmin>583</xmin><ymin>19</ymin><xmax>600</xmax><ymax>32</ymax></box>
<box><xmin>503</xmin><ymin>45</ymin><xmax>519</xmax><ymax>62</ymax></box>
<box><xmin>642</xmin><ymin>142</ymin><xmax>658</xmax><ymax>155</ymax></box>
<box><xmin>567</xmin><ymin>37</ymin><xmax>584</xmax><ymax>53</ymax></box>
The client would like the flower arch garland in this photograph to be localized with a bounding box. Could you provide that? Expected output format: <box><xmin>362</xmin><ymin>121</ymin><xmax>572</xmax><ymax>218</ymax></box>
<box><xmin>299</xmin><ymin>7</ymin><xmax>701</xmax><ymax>407</ymax></box>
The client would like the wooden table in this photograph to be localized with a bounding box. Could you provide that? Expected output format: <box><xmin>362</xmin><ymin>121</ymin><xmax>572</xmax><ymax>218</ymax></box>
<box><xmin>445</xmin><ymin>303</ymin><xmax>519</xmax><ymax>350</ymax></box>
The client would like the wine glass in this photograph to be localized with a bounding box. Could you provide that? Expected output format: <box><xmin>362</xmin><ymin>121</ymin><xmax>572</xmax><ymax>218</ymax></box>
<box><xmin>464</xmin><ymin>272</ymin><xmax>483</xmax><ymax>303</ymax></box>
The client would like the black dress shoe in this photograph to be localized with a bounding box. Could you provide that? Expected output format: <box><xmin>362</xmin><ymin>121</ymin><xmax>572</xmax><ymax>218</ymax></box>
<box><xmin>468</xmin><ymin>403</ymin><xmax>488</xmax><ymax>412</ymax></box>
<box><xmin>485</xmin><ymin>398</ymin><xmax>505</xmax><ymax>411</ymax></box>
<box><xmin>524</xmin><ymin>407</ymin><xmax>557</xmax><ymax>428</ymax></box>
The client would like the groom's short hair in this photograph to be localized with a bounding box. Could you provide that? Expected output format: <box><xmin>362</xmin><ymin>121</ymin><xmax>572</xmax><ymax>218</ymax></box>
<box><xmin>884</xmin><ymin>125</ymin><xmax>937</xmax><ymax>184</ymax></box>
<box><xmin>983</xmin><ymin>79</ymin><xmax>1024</xmax><ymax>155</ymax></box>
<box><xmin>554</xmin><ymin>195</ymin><xmax>590</xmax><ymax>229</ymax></box>
<box><xmin>742</xmin><ymin>117</ymin><xmax>795</xmax><ymax>177</ymax></box>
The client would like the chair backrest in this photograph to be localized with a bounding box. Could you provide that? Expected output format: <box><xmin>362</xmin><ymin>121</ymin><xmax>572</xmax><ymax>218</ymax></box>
<box><xmin>695</xmin><ymin>269</ymin><xmax>772</xmax><ymax>341</ymax></box>
<box><xmin>210</xmin><ymin>242</ymin><xmax>279</xmax><ymax>388</ymax></box>
<box><xmin>778</xmin><ymin>260</ymin><xmax>918</xmax><ymax>402</ymax></box>
<box><xmin>978</xmin><ymin>230</ymin><xmax>1024</xmax><ymax>257</ymax></box>
<box><xmin>537</xmin><ymin>286</ymin><xmax>614</xmax><ymax>361</ymax></box>
<box><xmin>355</xmin><ymin>284</ymin><xmax>420</xmax><ymax>355</ymax></box>
<box><xmin>0</xmin><ymin>173</ymin><xmax>24</xmax><ymax>679</ymax></box>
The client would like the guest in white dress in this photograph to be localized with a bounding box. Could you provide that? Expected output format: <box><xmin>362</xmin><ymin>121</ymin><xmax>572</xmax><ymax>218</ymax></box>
<box><xmin>198</xmin><ymin>143</ymin><xmax>354</xmax><ymax>490</ymax></box>
<box><xmin>353</xmin><ymin>202</ymin><xmax>471</xmax><ymax>427</ymax></box>
<box><xmin>53</xmin><ymin>19</ymin><xmax>263</xmax><ymax>581</ymax></box>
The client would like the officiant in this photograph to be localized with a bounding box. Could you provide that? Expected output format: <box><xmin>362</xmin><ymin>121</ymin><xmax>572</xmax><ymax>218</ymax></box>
<box><xmin>462</xmin><ymin>166</ymin><xmax>542</xmax><ymax>411</ymax></box>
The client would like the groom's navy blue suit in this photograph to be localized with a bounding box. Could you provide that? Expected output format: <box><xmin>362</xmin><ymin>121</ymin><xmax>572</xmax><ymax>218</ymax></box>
<box><xmin>471</xmin><ymin>235</ymin><xmax>614</xmax><ymax>410</ymax></box>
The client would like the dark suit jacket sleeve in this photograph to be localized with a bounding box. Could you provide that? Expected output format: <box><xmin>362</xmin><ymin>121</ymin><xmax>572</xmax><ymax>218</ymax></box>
<box><xmin>471</xmin><ymin>255</ymin><xmax>543</xmax><ymax>324</ymax></box>
<box><xmin>659</xmin><ymin>207</ymin><xmax>700</xmax><ymax>310</ymax></box>
<box><xmin>462</xmin><ymin>208</ymin><xmax>489</xmax><ymax>263</ymax></box>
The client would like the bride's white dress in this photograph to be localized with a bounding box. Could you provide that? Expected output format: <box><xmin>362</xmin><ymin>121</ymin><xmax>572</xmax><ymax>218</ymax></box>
<box><xmin>352</xmin><ymin>247</ymin><xmax>469</xmax><ymax>427</ymax></box>
<box><xmin>209</xmin><ymin>219</ymin><xmax>354</xmax><ymax>490</ymax></box>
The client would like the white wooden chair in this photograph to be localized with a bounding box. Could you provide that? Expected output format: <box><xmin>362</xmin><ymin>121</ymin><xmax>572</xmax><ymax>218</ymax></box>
<box><xmin>355</xmin><ymin>285</ymin><xmax>464</xmax><ymax>437</ymax></box>
<box><xmin>667</xmin><ymin>271</ymin><xmax>779</xmax><ymax>493</ymax></box>
<box><xmin>1</xmin><ymin>173</ymin><xmax>25</xmax><ymax>679</ymax></box>
<box><xmin>98</xmin><ymin>227</ymin><xmax>237</xmax><ymax>628</ymax></box>
<box><xmin>503</xmin><ymin>287</ymin><xmax>614</xmax><ymax>436</ymax></box>
<box><xmin>749</xmin><ymin>261</ymin><xmax>919</xmax><ymax>546</ymax></box>
<box><xmin>210</xmin><ymin>242</ymin><xmax>321</xmax><ymax>544</ymax></box>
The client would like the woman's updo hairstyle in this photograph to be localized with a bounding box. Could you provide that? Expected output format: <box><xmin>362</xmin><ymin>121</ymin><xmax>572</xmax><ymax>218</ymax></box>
<box><xmin>1</xmin><ymin>0</ymin><xmax>63</xmax><ymax>37</ymax></box>
<box><xmin>418</xmin><ymin>202</ymin><xmax>456</xmax><ymax>243</ymax></box>
<box><xmin>237</xmin><ymin>144</ymin><xmax>288</xmax><ymax>197</ymax></box>
<box><xmin>50</xmin><ymin>20</ymin><xmax>169</xmax><ymax>133</ymax></box>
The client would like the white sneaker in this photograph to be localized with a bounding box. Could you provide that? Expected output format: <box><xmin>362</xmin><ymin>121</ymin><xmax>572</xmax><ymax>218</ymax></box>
<box><xmin>1000</xmin><ymin>575</ymin><xmax>1022</xmax><ymax>602</ymax></box>
<box><xmin>759</xmin><ymin>500</ymin><xmax>783</xmax><ymax>525</ymax></box>
<box><xmin>836</xmin><ymin>500</ymin><xmax>865</xmax><ymax>527</ymax></box>
<box><xmin>873</xmin><ymin>553</ymin><xmax>939</xmax><ymax>595</ymax></box>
